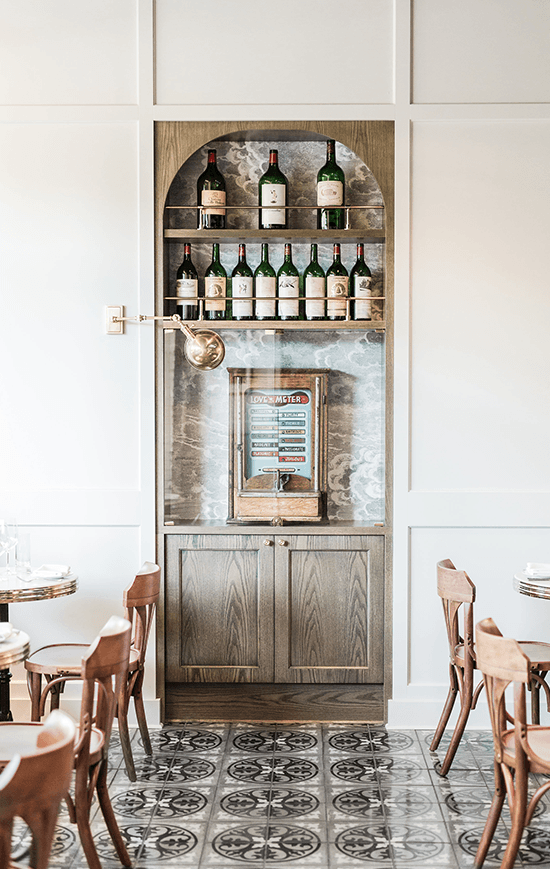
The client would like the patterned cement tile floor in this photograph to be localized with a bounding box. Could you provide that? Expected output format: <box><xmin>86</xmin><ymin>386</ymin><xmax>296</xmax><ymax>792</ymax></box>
<box><xmin>15</xmin><ymin>723</ymin><xmax>550</xmax><ymax>868</ymax></box>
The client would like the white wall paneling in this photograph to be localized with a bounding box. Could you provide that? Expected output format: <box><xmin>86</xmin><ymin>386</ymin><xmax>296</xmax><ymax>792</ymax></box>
<box><xmin>412</xmin><ymin>0</ymin><xmax>550</xmax><ymax>105</ymax></box>
<box><xmin>0</xmin><ymin>122</ymin><xmax>140</xmax><ymax>494</ymax></box>
<box><xmin>410</xmin><ymin>119</ymin><xmax>550</xmax><ymax>493</ymax></box>
<box><xmin>0</xmin><ymin>0</ymin><xmax>138</xmax><ymax>106</ymax></box>
<box><xmin>154</xmin><ymin>0</ymin><xmax>395</xmax><ymax>107</ymax></box>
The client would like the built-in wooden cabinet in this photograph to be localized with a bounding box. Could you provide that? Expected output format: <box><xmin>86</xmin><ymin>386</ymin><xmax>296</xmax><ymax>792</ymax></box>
<box><xmin>155</xmin><ymin>121</ymin><xmax>394</xmax><ymax>722</ymax></box>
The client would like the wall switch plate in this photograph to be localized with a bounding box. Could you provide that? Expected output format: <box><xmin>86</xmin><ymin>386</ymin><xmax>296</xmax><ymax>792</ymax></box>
<box><xmin>106</xmin><ymin>305</ymin><xmax>124</xmax><ymax>334</ymax></box>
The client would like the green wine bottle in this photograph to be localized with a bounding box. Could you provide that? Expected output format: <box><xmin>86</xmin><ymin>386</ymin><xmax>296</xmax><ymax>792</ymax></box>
<box><xmin>196</xmin><ymin>149</ymin><xmax>226</xmax><ymax>230</ymax></box>
<box><xmin>350</xmin><ymin>243</ymin><xmax>373</xmax><ymax>320</ymax></box>
<box><xmin>277</xmin><ymin>243</ymin><xmax>301</xmax><ymax>321</ymax></box>
<box><xmin>175</xmin><ymin>243</ymin><xmax>200</xmax><ymax>320</ymax></box>
<box><xmin>204</xmin><ymin>243</ymin><xmax>228</xmax><ymax>320</ymax></box>
<box><xmin>259</xmin><ymin>149</ymin><xmax>288</xmax><ymax>229</ymax></box>
<box><xmin>317</xmin><ymin>139</ymin><xmax>345</xmax><ymax>230</ymax></box>
<box><xmin>303</xmin><ymin>243</ymin><xmax>326</xmax><ymax>320</ymax></box>
<box><xmin>231</xmin><ymin>244</ymin><xmax>253</xmax><ymax>320</ymax></box>
<box><xmin>254</xmin><ymin>243</ymin><xmax>277</xmax><ymax>320</ymax></box>
<box><xmin>326</xmin><ymin>243</ymin><xmax>349</xmax><ymax>321</ymax></box>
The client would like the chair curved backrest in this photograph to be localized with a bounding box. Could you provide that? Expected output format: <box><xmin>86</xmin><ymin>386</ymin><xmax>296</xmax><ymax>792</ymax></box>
<box><xmin>122</xmin><ymin>561</ymin><xmax>160</xmax><ymax>669</ymax></box>
<box><xmin>79</xmin><ymin>615</ymin><xmax>132</xmax><ymax>758</ymax></box>
<box><xmin>436</xmin><ymin>558</ymin><xmax>476</xmax><ymax>664</ymax></box>
<box><xmin>0</xmin><ymin>710</ymin><xmax>76</xmax><ymax>869</ymax></box>
<box><xmin>475</xmin><ymin>617</ymin><xmax>531</xmax><ymax>760</ymax></box>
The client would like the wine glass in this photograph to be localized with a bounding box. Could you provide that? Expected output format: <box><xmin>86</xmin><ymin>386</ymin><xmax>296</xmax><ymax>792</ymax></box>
<box><xmin>0</xmin><ymin>520</ymin><xmax>18</xmax><ymax>578</ymax></box>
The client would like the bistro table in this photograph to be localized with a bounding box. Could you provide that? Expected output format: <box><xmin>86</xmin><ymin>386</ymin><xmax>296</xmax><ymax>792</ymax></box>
<box><xmin>0</xmin><ymin>573</ymin><xmax>78</xmax><ymax>721</ymax></box>
<box><xmin>513</xmin><ymin>572</ymin><xmax>550</xmax><ymax>600</ymax></box>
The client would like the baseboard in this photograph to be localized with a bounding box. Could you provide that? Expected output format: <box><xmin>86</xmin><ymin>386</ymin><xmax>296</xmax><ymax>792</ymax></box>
<box><xmin>387</xmin><ymin>698</ymin><xmax>491</xmax><ymax>729</ymax></box>
<box><xmin>8</xmin><ymin>681</ymin><xmax>161</xmax><ymax>726</ymax></box>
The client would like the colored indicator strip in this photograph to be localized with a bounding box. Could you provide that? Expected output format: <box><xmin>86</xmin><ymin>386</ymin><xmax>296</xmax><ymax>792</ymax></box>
<box><xmin>252</xmin><ymin>442</ymin><xmax>278</xmax><ymax>447</ymax></box>
<box><xmin>279</xmin><ymin>429</ymin><xmax>305</xmax><ymax>434</ymax></box>
<box><xmin>252</xmin><ymin>451</ymin><xmax>277</xmax><ymax>456</ymax></box>
<box><xmin>279</xmin><ymin>447</ymin><xmax>305</xmax><ymax>452</ymax></box>
<box><xmin>280</xmin><ymin>456</ymin><xmax>306</xmax><ymax>462</ymax></box>
<box><xmin>250</xmin><ymin>415</ymin><xmax>278</xmax><ymax>421</ymax></box>
<box><xmin>280</xmin><ymin>438</ymin><xmax>305</xmax><ymax>443</ymax></box>
<box><xmin>250</xmin><ymin>408</ymin><xmax>278</xmax><ymax>414</ymax></box>
<box><xmin>280</xmin><ymin>420</ymin><xmax>306</xmax><ymax>426</ymax></box>
<box><xmin>251</xmin><ymin>425</ymin><xmax>278</xmax><ymax>430</ymax></box>
<box><xmin>280</xmin><ymin>412</ymin><xmax>306</xmax><ymax>417</ymax></box>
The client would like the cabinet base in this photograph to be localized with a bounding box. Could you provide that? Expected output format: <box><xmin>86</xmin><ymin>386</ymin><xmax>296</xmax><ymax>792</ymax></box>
<box><xmin>164</xmin><ymin>683</ymin><xmax>384</xmax><ymax>723</ymax></box>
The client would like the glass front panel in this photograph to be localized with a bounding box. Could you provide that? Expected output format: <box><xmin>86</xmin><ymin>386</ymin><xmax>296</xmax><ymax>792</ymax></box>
<box><xmin>164</xmin><ymin>329</ymin><xmax>385</xmax><ymax>525</ymax></box>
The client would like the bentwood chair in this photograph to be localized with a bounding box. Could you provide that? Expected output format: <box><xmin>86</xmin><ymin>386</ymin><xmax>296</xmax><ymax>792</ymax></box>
<box><xmin>474</xmin><ymin>618</ymin><xmax>550</xmax><ymax>869</ymax></box>
<box><xmin>40</xmin><ymin>616</ymin><xmax>132</xmax><ymax>869</ymax></box>
<box><xmin>430</xmin><ymin>559</ymin><xmax>550</xmax><ymax>776</ymax></box>
<box><xmin>0</xmin><ymin>709</ymin><xmax>76</xmax><ymax>869</ymax></box>
<box><xmin>25</xmin><ymin>562</ymin><xmax>160</xmax><ymax>781</ymax></box>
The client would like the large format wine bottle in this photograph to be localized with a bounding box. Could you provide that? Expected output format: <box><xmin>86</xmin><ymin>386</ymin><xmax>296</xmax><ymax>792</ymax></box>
<box><xmin>303</xmin><ymin>243</ymin><xmax>326</xmax><ymax>320</ymax></box>
<box><xmin>259</xmin><ymin>149</ymin><xmax>288</xmax><ymax>229</ymax></box>
<box><xmin>231</xmin><ymin>244</ymin><xmax>253</xmax><ymax>320</ymax></box>
<box><xmin>317</xmin><ymin>139</ymin><xmax>345</xmax><ymax>230</ymax></box>
<box><xmin>196</xmin><ymin>149</ymin><xmax>226</xmax><ymax>230</ymax></box>
<box><xmin>277</xmin><ymin>243</ymin><xmax>301</xmax><ymax>320</ymax></box>
<box><xmin>326</xmin><ymin>243</ymin><xmax>349</xmax><ymax>321</ymax></box>
<box><xmin>350</xmin><ymin>243</ymin><xmax>373</xmax><ymax>320</ymax></box>
<box><xmin>175</xmin><ymin>243</ymin><xmax>200</xmax><ymax>320</ymax></box>
<box><xmin>204</xmin><ymin>243</ymin><xmax>228</xmax><ymax>320</ymax></box>
<box><xmin>254</xmin><ymin>243</ymin><xmax>277</xmax><ymax>320</ymax></box>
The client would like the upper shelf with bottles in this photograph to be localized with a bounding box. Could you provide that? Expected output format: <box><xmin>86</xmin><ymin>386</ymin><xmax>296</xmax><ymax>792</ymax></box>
<box><xmin>157</xmin><ymin>123</ymin><xmax>393</xmax><ymax>329</ymax></box>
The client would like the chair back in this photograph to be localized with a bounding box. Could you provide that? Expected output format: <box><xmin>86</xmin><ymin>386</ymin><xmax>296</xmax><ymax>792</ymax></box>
<box><xmin>475</xmin><ymin>617</ymin><xmax>531</xmax><ymax>758</ymax></box>
<box><xmin>0</xmin><ymin>710</ymin><xmax>76</xmax><ymax>869</ymax></box>
<box><xmin>122</xmin><ymin>561</ymin><xmax>160</xmax><ymax>668</ymax></box>
<box><xmin>437</xmin><ymin>558</ymin><xmax>476</xmax><ymax>664</ymax></box>
<box><xmin>79</xmin><ymin>615</ymin><xmax>132</xmax><ymax>757</ymax></box>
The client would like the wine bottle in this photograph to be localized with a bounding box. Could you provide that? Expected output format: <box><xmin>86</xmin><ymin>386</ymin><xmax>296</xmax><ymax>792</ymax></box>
<box><xmin>196</xmin><ymin>149</ymin><xmax>226</xmax><ymax>230</ymax></box>
<box><xmin>326</xmin><ymin>243</ymin><xmax>349</xmax><ymax>321</ymax></box>
<box><xmin>254</xmin><ymin>243</ymin><xmax>277</xmax><ymax>320</ymax></box>
<box><xmin>204</xmin><ymin>243</ymin><xmax>228</xmax><ymax>320</ymax></box>
<box><xmin>259</xmin><ymin>149</ymin><xmax>288</xmax><ymax>229</ymax></box>
<box><xmin>303</xmin><ymin>243</ymin><xmax>326</xmax><ymax>320</ymax></box>
<box><xmin>277</xmin><ymin>243</ymin><xmax>301</xmax><ymax>320</ymax></box>
<box><xmin>317</xmin><ymin>139</ymin><xmax>345</xmax><ymax>230</ymax></box>
<box><xmin>350</xmin><ymin>243</ymin><xmax>373</xmax><ymax>320</ymax></box>
<box><xmin>175</xmin><ymin>243</ymin><xmax>200</xmax><ymax>320</ymax></box>
<box><xmin>231</xmin><ymin>244</ymin><xmax>253</xmax><ymax>320</ymax></box>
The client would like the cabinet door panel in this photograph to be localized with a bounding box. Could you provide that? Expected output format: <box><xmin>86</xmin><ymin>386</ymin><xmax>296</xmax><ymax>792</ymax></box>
<box><xmin>165</xmin><ymin>535</ymin><xmax>273</xmax><ymax>682</ymax></box>
<box><xmin>274</xmin><ymin>535</ymin><xmax>384</xmax><ymax>683</ymax></box>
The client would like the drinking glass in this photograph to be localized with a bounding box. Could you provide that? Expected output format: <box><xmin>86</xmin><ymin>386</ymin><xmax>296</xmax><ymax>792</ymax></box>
<box><xmin>0</xmin><ymin>520</ymin><xmax>17</xmax><ymax>578</ymax></box>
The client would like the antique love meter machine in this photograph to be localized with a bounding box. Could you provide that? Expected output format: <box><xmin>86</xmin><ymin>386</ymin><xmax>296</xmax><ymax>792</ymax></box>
<box><xmin>228</xmin><ymin>368</ymin><xmax>329</xmax><ymax>524</ymax></box>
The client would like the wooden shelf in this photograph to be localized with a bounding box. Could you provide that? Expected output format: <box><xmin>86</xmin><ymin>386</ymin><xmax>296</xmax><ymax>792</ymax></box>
<box><xmin>164</xmin><ymin>229</ymin><xmax>385</xmax><ymax>243</ymax></box>
<box><xmin>161</xmin><ymin>319</ymin><xmax>386</xmax><ymax>332</ymax></box>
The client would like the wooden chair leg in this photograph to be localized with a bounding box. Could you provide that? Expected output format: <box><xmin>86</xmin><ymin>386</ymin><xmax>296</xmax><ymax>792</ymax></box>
<box><xmin>430</xmin><ymin>664</ymin><xmax>459</xmax><ymax>751</ymax></box>
<box><xmin>74</xmin><ymin>764</ymin><xmax>102</xmax><ymax>869</ymax></box>
<box><xmin>27</xmin><ymin>671</ymin><xmax>42</xmax><ymax>721</ymax></box>
<box><xmin>0</xmin><ymin>821</ymin><xmax>13</xmax><ymax>869</ymax></box>
<box><xmin>25</xmin><ymin>805</ymin><xmax>60</xmax><ymax>869</ymax></box>
<box><xmin>96</xmin><ymin>761</ymin><xmax>132</xmax><ymax>867</ymax></box>
<box><xmin>133</xmin><ymin>673</ymin><xmax>152</xmax><ymax>756</ymax></box>
<box><xmin>438</xmin><ymin>690</ymin><xmax>472</xmax><ymax>777</ymax></box>
<box><xmin>118</xmin><ymin>697</ymin><xmax>137</xmax><ymax>782</ymax></box>
<box><xmin>500</xmin><ymin>765</ymin><xmax>528</xmax><ymax>869</ymax></box>
<box><xmin>474</xmin><ymin>761</ymin><xmax>506</xmax><ymax>868</ymax></box>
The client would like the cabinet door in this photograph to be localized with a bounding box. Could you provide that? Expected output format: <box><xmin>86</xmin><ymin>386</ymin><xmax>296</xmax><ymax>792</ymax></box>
<box><xmin>165</xmin><ymin>535</ymin><xmax>274</xmax><ymax>682</ymax></box>
<box><xmin>274</xmin><ymin>535</ymin><xmax>384</xmax><ymax>683</ymax></box>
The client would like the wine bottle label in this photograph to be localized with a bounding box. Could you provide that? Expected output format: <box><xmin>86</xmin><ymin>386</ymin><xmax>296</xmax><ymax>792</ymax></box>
<box><xmin>327</xmin><ymin>274</ymin><xmax>349</xmax><ymax>316</ymax></box>
<box><xmin>232</xmin><ymin>275</ymin><xmax>253</xmax><ymax>317</ymax></box>
<box><xmin>317</xmin><ymin>180</ymin><xmax>343</xmax><ymax>206</ymax></box>
<box><xmin>176</xmin><ymin>278</ymin><xmax>198</xmax><ymax>300</ymax></box>
<box><xmin>205</xmin><ymin>276</ymin><xmax>226</xmax><ymax>311</ymax></box>
<box><xmin>261</xmin><ymin>184</ymin><xmax>285</xmax><ymax>224</ymax></box>
<box><xmin>305</xmin><ymin>276</ymin><xmax>325</xmax><ymax>318</ymax></box>
<box><xmin>278</xmin><ymin>276</ymin><xmax>299</xmax><ymax>317</ymax></box>
<box><xmin>201</xmin><ymin>189</ymin><xmax>226</xmax><ymax>215</ymax></box>
<box><xmin>255</xmin><ymin>276</ymin><xmax>276</xmax><ymax>318</ymax></box>
<box><xmin>353</xmin><ymin>275</ymin><xmax>373</xmax><ymax>319</ymax></box>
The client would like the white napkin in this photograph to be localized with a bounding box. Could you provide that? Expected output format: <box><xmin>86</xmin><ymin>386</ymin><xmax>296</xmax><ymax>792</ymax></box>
<box><xmin>524</xmin><ymin>563</ymin><xmax>550</xmax><ymax>579</ymax></box>
<box><xmin>31</xmin><ymin>564</ymin><xmax>71</xmax><ymax>580</ymax></box>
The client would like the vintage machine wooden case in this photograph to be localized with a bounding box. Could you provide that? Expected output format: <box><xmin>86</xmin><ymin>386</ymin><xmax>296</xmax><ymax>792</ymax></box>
<box><xmin>228</xmin><ymin>368</ymin><xmax>329</xmax><ymax>524</ymax></box>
